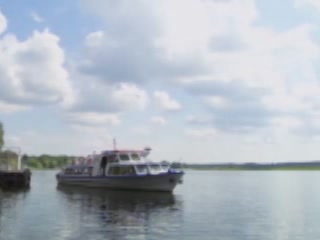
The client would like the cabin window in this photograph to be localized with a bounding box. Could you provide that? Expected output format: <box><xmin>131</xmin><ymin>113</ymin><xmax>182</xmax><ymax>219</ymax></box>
<box><xmin>136</xmin><ymin>165</ymin><xmax>148</xmax><ymax>174</ymax></box>
<box><xmin>161</xmin><ymin>162</ymin><xmax>170</xmax><ymax>171</ymax></box>
<box><xmin>74</xmin><ymin>168</ymin><xmax>83</xmax><ymax>174</ymax></box>
<box><xmin>131</xmin><ymin>153</ymin><xmax>140</xmax><ymax>161</ymax></box>
<box><xmin>149</xmin><ymin>164</ymin><xmax>161</xmax><ymax>173</ymax></box>
<box><xmin>108</xmin><ymin>166</ymin><xmax>120</xmax><ymax>175</ymax></box>
<box><xmin>120</xmin><ymin>166</ymin><xmax>135</xmax><ymax>175</ymax></box>
<box><xmin>64</xmin><ymin>168</ymin><xmax>74</xmax><ymax>174</ymax></box>
<box><xmin>119</xmin><ymin>154</ymin><xmax>130</xmax><ymax>161</ymax></box>
<box><xmin>108</xmin><ymin>166</ymin><xmax>135</xmax><ymax>175</ymax></box>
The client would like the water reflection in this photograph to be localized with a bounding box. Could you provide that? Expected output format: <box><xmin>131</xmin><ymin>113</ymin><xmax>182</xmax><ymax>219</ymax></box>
<box><xmin>0</xmin><ymin>188</ymin><xmax>30</xmax><ymax>235</ymax></box>
<box><xmin>56</xmin><ymin>186</ymin><xmax>183</xmax><ymax>240</ymax></box>
<box><xmin>0</xmin><ymin>187</ymin><xmax>30</xmax><ymax>210</ymax></box>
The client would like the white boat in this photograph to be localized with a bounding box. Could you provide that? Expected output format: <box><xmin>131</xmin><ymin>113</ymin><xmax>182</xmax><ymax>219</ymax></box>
<box><xmin>56</xmin><ymin>147</ymin><xmax>184</xmax><ymax>192</ymax></box>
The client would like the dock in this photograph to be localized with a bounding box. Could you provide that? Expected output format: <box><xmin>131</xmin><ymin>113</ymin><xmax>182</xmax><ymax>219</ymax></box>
<box><xmin>0</xmin><ymin>169</ymin><xmax>31</xmax><ymax>189</ymax></box>
<box><xmin>0</xmin><ymin>148</ymin><xmax>31</xmax><ymax>189</ymax></box>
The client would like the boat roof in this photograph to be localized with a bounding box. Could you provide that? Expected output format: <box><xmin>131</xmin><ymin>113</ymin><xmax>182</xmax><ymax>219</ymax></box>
<box><xmin>101</xmin><ymin>149</ymin><xmax>149</xmax><ymax>155</ymax></box>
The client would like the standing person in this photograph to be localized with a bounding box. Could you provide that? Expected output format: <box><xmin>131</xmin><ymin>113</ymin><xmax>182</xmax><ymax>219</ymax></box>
<box><xmin>87</xmin><ymin>155</ymin><xmax>93</xmax><ymax>166</ymax></box>
<box><xmin>100</xmin><ymin>156</ymin><xmax>107</xmax><ymax>176</ymax></box>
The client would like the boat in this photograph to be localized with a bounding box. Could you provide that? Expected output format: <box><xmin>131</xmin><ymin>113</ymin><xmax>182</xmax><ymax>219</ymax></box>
<box><xmin>56</xmin><ymin>147</ymin><xmax>184</xmax><ymax>192</ymax></box>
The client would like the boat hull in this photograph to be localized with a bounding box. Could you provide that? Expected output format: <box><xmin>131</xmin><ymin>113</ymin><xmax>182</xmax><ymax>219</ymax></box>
<box><xmin>56</xmin><ymin>172</ymin><xmax>183</xmax><ymax>192</ymax></box>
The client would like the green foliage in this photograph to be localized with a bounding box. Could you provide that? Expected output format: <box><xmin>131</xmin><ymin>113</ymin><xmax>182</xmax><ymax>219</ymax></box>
<box><xmin>184</xmin><ymin>162</ymin><xmax>320</xmax><ymax>171</ymax></box>
<box><xmin>25</xmin><ymin>155</ymin><xmax>73</xmax><ymax>169</ymax></box>
<box><xmin>0</xmin><ymin>122</ymin><xmax>4</xmax><ymax>150</ymax></box>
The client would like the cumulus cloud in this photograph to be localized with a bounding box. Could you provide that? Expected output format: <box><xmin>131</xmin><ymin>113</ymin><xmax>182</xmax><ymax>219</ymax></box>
<box><xmin>69</xmin><ymin>82</ymin><xmax>148</xmax><ymax>113</ymax></box>
<box><xmin>111</xmin><ymin>83</ymin><xmax>148</xmax><ymax>111</ymax></box>
<box><xmin>76</xmin><ymin>0</ymin><xmax>320</xmax><ymax>137</ymax></box>
<box><xmin>76</xmin><ymin>1</ymin><xmax>163</xmax><ymax>84</ymax></box>
<box><xmin>77</xmin><ymin>0</ymin><xmax>207</xmax><ymax>87</ymax></box>
<box><xmin>154</xmin><ymin>91</ymin><xmax>181</xmax><ymax>111</ymax></box>
<box><xmin>174</xmin><ymin>2</ymin><xmax>320</xmax><ymax>134</ymax></box>
<box><xmin>0</xmin><ymin>27</ymin><xmax>73</xmax><ymax>111</ymax></box>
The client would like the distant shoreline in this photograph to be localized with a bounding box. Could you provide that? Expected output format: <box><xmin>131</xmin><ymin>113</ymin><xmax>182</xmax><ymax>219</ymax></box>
<box><xmin>183</xmin><ymin>162</ymin><xmax>320</xmax><ymax>171</ymax></box>
<box><xmin>16</xmin><ymin>155</ymin><xmax>320</xmax><ymax>171</ymax></box>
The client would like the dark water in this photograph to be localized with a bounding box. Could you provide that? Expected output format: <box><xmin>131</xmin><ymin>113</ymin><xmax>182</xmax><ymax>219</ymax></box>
<box><xmin>1</xmin><ymin>170</ymin><xmax>320</xmax><ymax>240</ymax></box>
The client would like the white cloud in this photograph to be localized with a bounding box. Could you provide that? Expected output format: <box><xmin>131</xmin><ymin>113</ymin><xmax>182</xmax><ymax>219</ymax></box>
<box><xmin>30</xmin><ymin>11</ymin><xmax>44</xmax><ymax>23</ymax></box>
<box><xmin>151</xmin><ymin>116</ymin><xmax>167</xmax><ymax>126</ymax></box>
<box><xmin>158</xmin><ymin>0</ymin><xmax>258</xmax><ymax>57</ymax></box>
<box><xmin>85</xmin><ymin>31</ymin><xmax>105</xmax><ymax>47</ymax></box>
<box><xmin>77</xmin><ymin>0</ymin><xmax>320</xmax><ymax>137</ymax></box>
<box><xmin>111</xmin><ymin>83</ymin><xmax>148</xmax><ymax>111</ymax></box>
<box><xmin>0</xmin><ymin>28</ymin><xmax>73</xmax><ymax>109</ymax></box>
<box><xmin>154</xmin><ymin>91</ymin><xmax>181</xmax><ymax>111</ymax></box>
<box><xmin>0</xmin><ymin>101</ymin><xmax>30</xmax><ymax>113</ymax></box>
<box><xmin>68</xmin><ymin>81</ymin><xmax>148</xmax><ymax>113</ymax></box>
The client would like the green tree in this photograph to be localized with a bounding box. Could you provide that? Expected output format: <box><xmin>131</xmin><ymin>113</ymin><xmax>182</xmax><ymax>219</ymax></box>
<box><xmin>0</xmin><ymin>122</ymin><xmax>4</xmax><ymax>150</ymax></box>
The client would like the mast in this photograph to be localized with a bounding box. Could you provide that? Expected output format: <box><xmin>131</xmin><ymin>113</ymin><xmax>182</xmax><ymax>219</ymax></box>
<box><xmin>113</xmin><ymin>138</ymin><xmax>117</xmax><ymax>150</ymax></box>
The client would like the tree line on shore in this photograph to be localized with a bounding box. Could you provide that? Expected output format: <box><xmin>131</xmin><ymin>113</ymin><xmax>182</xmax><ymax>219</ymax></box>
<box><xmin>183</xmin><ymin>162</ymin><xmax>320</xmax><ymax>170</ymax></box>
<box><xmin>22</xmin><ymin>154</ymin><xmax>74</xmax><ymax>169</ymax></box>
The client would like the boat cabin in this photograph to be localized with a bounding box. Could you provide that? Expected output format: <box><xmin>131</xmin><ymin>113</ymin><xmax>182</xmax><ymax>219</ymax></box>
<box><xmin>106</xmin><ymin>163</ymin><xmax>167</xmax><ymax>176</ymax></box>
<box><xmin>62</xmin><ymin>148</ymin><xmax>174</xmax><ymax>177</ymax></box>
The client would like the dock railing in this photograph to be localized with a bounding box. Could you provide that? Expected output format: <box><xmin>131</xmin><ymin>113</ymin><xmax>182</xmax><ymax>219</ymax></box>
<box><xmin>0</xmin><ymin>147</ymin><xmax>21</xmax><ymax>171</ymax></box>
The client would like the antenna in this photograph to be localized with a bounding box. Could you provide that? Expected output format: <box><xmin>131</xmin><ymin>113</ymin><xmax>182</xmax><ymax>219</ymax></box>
<box><xmin>113</xmin><ymin>138</ymin><xmax>117</xmax><ymax>150</ymax></box>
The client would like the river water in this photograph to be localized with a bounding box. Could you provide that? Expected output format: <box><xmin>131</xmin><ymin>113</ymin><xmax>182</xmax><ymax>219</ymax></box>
<box><xmin>1</xmin><ymin>170</ymin><xmax>320</xmax><ymax>240</ymax></box>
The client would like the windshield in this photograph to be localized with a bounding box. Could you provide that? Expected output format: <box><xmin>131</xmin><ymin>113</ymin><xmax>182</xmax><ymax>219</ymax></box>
<box><xmin>131</xmin><ymin>153</ymin><xmax>140</xmax><ymax>161</ymax></box>
<box><xmin>136</xmin><ymin>165</ymin><xmax>148</xmax><ymax>174</ymax></box>
<box><xmin>119</xmin><ymin>154</ymin><xmax>130</xmax><ymax>161</ymax></box>
<box><xmin>149</xmin><ymin>164</ymin><xmax>161</xmax><ymax>174</ymax></box>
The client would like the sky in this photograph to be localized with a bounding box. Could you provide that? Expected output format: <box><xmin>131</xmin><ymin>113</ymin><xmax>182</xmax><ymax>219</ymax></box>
<box><xmin>1</xmin><ymin>0</ymin><xmax>320</xmax><ymax>163</ymax></box>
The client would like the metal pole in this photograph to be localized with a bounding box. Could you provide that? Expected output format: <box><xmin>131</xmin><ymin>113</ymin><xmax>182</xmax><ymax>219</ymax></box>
<box><xmin>17</xmin><ymin>149</ymin><xmax>21</xmax><ymax>171</ymax></box>
<box><xmin>5</xmin><ymin>146</ymin><xmax>21</xmax><ymax>171</ymax></box>
<box><xmin>113</xmin><ymin>138</ymin><xmax>117</xmax><ymax>150</ymax></box>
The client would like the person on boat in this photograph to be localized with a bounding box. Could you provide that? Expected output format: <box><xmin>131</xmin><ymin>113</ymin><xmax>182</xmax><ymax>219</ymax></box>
<box><xmin>100</xmin><ymin>156</ymin><xmax>107</xmax><ymax>176</ymax></box>
<box><xmin>87</xmin><ymin>155</ymin><xmax>93</xmax><ymax>166</ymax></box>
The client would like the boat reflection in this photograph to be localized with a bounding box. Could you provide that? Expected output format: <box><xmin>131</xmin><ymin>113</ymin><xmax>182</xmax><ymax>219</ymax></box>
<box><xmin>0</xmin><ymin>188</ymin><xmax>30</xmax><ymax>233</ymax></box>
<box><xmin>56</xmin><ymin>185</ymin><xmax>183</xmax><ymax>239</ymax></box>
